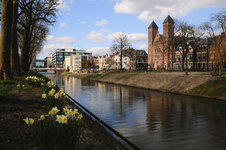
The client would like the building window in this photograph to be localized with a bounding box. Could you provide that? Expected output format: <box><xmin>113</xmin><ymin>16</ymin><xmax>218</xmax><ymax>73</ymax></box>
<box><xmin>198</xmin><ymin>55</ymin><xmax>201</xmax><ymax>60</ymax></box>
<box><xmin>140</xmin><ymin>52</ymin><xmax>144</xmax><ymax>55</ymax></box>
<box><xmin>203</xmin><ymin>54</ymin><xmax>206</xmax><ymax>60</ymax></box>
<box><xmin>203</xmin><ymin>46</ymin><xmax>206</xmax><ymax>50</ymax></box>
<box><xmin>189</xmin><ymin>54</ymin><xmax>192</xmax><ymax>60</ymax></box>
<box><xmin>211</xmin><ymin>55</ymin><xmax>214</xmax><ymax>60</ymax></box>
<box><xmin>125</xmin><ymin>58</ymin><xmax>127</xmax><ymax>60</ymax></box>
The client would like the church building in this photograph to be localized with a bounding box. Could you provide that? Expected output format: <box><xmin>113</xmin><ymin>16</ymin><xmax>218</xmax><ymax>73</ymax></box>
<box><xmin>148</xmin><ymin>15</ymin><xmax>175</xmax><ymax>70</ymax></box>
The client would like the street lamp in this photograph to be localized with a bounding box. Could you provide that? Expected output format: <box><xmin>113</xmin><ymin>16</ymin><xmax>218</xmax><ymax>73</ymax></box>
<box><xmin>169</xmin><ymin>58</ymin><xmax>171</xmax><ymax>72</ymax></box>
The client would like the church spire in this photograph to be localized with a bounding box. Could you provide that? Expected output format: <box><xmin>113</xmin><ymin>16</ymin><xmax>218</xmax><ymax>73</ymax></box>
<box><xmin>163</xmin><ymin>15</ymin><xmax>174</xmax><ymax>24</ymax></box>
<box><xmin>148</xmin><ymin>21</ymin><xmax>158</xmax><ymax>29</ymax></box>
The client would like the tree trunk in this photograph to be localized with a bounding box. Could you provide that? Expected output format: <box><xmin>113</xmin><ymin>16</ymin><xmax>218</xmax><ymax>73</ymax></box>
<box><xmin>20</xmin><ymin>19</ymin><xmax>31</xmax><ymax>72</ymax></box>
<box><xmin>0</xmin><ymin>0</ymin><xmax>13</xmax><ymax>79</ymax></box>
<box><xmin>171</xmin><ymin>51</ymin><xmax>173</xmax><ymax>71</ymax></box>
<box><xmin>186</xmin><ymin>52</ymin><xmax>188</xmax><ymax>73</ymax></box>
<box><xmin>181</xmin><ymin>57</ymin><xmax>184</xmax><ymax>71</ymax></box>
<box><xmin>162</xmin><ymin>53</ymin><xmax>164</xmax><ymax>72</ymax></box>
<box><xmin>11</xmin><ymin>0</ymin><xmax>20</xmax><ymax>75</ymax></box>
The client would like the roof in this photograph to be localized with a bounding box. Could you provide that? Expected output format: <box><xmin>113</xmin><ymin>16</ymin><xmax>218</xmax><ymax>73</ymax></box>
<box><xmin>163</xmin><ymin>15</ymin><xmax>175</xmax><ymax>24</ymax></box>
<box><xmin>135</xmin><ymin>50</ymin><xmax>147</xmax><ymax>56</ymax></box>
<box><xmin>195</xmin><ymin>37</ymin><xmax>212</xmax><ymax>45</ymax></box>
<box><xmin>148</xmin><ymin>21</ymin><xmax>158</xmax><ymax>28</ymax></box>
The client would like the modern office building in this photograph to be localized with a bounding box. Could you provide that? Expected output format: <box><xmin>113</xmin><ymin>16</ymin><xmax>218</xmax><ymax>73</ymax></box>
<box><xmin>51</xmin><ymin>46</ymin><xmax>92</xmax><ymax>68</ymax></box>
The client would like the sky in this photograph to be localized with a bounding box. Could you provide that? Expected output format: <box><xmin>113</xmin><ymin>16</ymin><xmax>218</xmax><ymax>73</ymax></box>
<box><xmin>37</xmin><ymin>0</ymin><xmax>226</xmax><ymax>59</ymax></box>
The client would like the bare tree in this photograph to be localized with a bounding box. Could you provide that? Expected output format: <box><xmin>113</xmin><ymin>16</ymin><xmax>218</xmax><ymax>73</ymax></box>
<box><xmin>210</xmin><ymin>9</ymin><xmax>226</xmax><ymax>32</ymax></box>
<box><xmin>110</xmin><ymin>33</ymin><xmax>131</xmax><ymax>70</ymax></box>
<box><xmin>0</xmin><ymin>0</ymin><xmax>13</xmax><ymax>79</ymax></box>
<box><xmin>18</xmin><ymin>0</ymin><xmax>59</xmax><ymax>72</ymax></box>
<box><xmin>175</xmin><ymin>21</ymin><xmax>196</xmax><ymax>74</ymax></box>
<box><xmin>105</xmin><ymin>56</ymin><xmax>116</xmax><ymax>69</ymax></box>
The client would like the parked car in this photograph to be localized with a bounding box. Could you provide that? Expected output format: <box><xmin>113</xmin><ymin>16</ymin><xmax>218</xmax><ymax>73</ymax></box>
<box><xmin>98</xmin><ymin>68</ymin><xmax>103</xmax><ymax>71</ymax></box>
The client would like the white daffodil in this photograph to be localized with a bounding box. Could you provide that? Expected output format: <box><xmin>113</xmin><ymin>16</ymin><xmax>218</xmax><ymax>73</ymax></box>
<box><xmin>73</xmin><ymin>109</ymin><xmax>78</xmax><ymax>115</ymax></box>
<box><xmin>23</xmin><ymin>117</ymin><xmax>29</xmax><ymax>125</ymax></box>
<box><xmin>42</xmin><ymin>94</ymin><xmax>47</xmax><ymax>98</ymax></box>
<box><xmin>56</xmin><ymin>115</ymin><xmax>62</xmax><ymax>123</ymax></box>
<box><xmin>38</xmin><ymin>115</ymin><xmax>45</xmax><ymax>120</ymax></box>
<box><xmin>77</xmin><ymin>114</ymin><xmax>83</xmax><ymax>121</ymax></box>
<box><xmin>53</xmin><ymin>106</ymin><xmax>60</xmax><ymax>114</ymax></box>
<box><xmin>61</xmin><ymin>115</ymin><xmax>67</xmax><ymax>124</ymax></box>
<box><xmin>29</xmin><ymin>118</ymin><xmax>34</xmax><ymax>125</ymax></box>
<box><xmin>63</xmin><ymin>107</ymin><xmax>68</xmax><ymax>114</ymax></box>
<box><xmin>67</xmin><ymin>109</ymin><xmax>73</xmax><ymax>116</ymax></box>
<box><xmin>54</xmin><ymin>94</ymin><xmax>59</xmax><ymax>99</ymax></box>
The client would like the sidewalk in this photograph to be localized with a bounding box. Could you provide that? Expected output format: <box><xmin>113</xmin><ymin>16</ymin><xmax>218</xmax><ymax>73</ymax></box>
<box><xmin>150</xmin><ymin>71</ymin><xmax>226</xmax><ymax>76</ymax></box>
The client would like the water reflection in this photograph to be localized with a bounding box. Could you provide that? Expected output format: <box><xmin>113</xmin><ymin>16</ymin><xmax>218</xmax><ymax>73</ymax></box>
<box><xmin>43</xmin><ymin>73</ymin><xmax>226</xmax><ymax>150</ymax></box>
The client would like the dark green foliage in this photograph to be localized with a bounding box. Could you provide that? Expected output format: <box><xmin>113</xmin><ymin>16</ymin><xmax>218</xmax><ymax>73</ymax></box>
<box><xmin>45</xmin><ymin>96</ymin><xmax>64</xmax><ymax>113</ymax></box>
<box><xmin>33</xmin><ymin>118</ymin><xmax>82</xmax><ymax>150</ymax></box>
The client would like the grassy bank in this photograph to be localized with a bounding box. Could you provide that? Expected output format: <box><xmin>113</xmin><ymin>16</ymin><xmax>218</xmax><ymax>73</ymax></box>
<box><xmin>185</xmin><ymin>76</ymin><xmax>226</xmax><ymax>100</ymax></box>
<box><xmin>61</xmin><ymin>71</ymin><xmax>226</xmax><ymax>100</ymax></box>
<box><xmin>0</xmin><ymin>71</ymin><xmax>127</xmax><ymax>150</ymax></box>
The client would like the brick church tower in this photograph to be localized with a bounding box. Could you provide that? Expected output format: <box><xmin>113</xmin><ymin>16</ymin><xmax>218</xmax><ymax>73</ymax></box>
<box><xmin>148</xmin><ymin>15</ymin><xmax>175</xmax><ymax>70</ymax></box>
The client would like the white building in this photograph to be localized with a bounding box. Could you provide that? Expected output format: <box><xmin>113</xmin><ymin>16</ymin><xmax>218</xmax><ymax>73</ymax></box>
<box><xmin>51</xmin><ymin>46</ymin><xmax>92</xmax><ymax>68</ymax></box>
<box><xmin>114</xmin><ymin>54</ymin><xmax>130</xmax><ymax>69</ymax></box>
<box><xmin>65</xmin><ymin>54</ymin><xmax>90</xmax><ymax>71</ymax></box>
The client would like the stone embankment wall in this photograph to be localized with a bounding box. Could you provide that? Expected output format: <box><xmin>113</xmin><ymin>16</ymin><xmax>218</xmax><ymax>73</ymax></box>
<box><xmin>62</xmin><ymin>72</ymin><xmax>225</xmax><ymax>100</ymax></box>
<box><xmin>95</xmin><ymin>73</ymin><xmax>215</xmax><ymax>93</ymax></box>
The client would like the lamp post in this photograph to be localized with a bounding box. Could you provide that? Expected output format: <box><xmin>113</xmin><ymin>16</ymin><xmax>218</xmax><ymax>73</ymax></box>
<box><xmin>169</xmin><ymin>58</ymin><xmax>171</xmax><ymax>72</ymax></box>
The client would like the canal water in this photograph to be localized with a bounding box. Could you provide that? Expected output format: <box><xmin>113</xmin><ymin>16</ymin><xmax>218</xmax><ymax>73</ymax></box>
<box><xmin>42</xmin><ymin>73</ymin><xmax>226</xmax><ymax>150</ymax></box>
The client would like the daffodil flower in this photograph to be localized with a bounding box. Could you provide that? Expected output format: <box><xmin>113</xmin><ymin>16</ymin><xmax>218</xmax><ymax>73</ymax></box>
<box><xmin>41</xmin><ymin>83</ymin><xmax>43</xmax><ymax>85</ymax></box>
<box><xmin>42</xmin><ymin>94</ymin><xmax>47</xmax><ymax>98</ymax></box>
<box><xmin>73</xmin><ymin>109</ymin><xmax>78</xmax><ymax>115</ymax></box>
<box><xmin>53</xmin><ymin>106</ymin><xmax>60</xmax><ymax>114</ymax></box>
<box><xmin>77</xmin><ymin>114</ymin><xmax>83</xmax><ymax>121</ymax></box>
<box><xmin>22</xmin><ymin>85</ymin><xmax>24</xmax><ymax>87</ymax></box>
<box><xmin>23</xmin><ymin>117</ymin><xmax>29</xmax><ymax>125</ymax></box>
<box><xmin>56</xmin><ymin>115</ymin><xmax>62</xmax><ymax>123</ymax></box>
<box><xmin>38</xmin><ymin>115</ymin><xmax>45</xmax><ymax>120</ymax></box>
<box><xmin>63</xmin><ymin>107</ymin><xmax>68</xmax><ymax>114</ymax></box>
<box><xmin>61</xmin><ymin>115</ymin><xmax>67</xmax><ymax>124</ymax></box>
<box><xmin>49</xmin><ymin>109</ymin><xmax>56</xmax><ymax>115</ymax></box>
<box><xmin>17</xmin><ymin>84</ymin><xmax>20</xmax><ymax>87</ymax></box>
<box><xmin>54</xmin><ymin>94</ymin><xmax>59</xmax><ymax>99</ymax></box>
<box><xmin>29</xmin><ymin>118</ymin><xmax>34</xmax><ymax>125</ymax></box>
<box><xmin>67</xmin><ymin>109</ymin><xmax>73</xmax><ymax>116</ymax></box>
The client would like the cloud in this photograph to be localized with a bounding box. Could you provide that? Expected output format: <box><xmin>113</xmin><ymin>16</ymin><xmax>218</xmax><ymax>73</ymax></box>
<box><xmin>78</xmin><ymin>19</ymin><xmax>87</xmax><ymax>24</ymax></box>
<box><xmin>86</xmin><ymin>31</ymin><xmax>148</xmax><ymax>44</ymax></box>
<box><xmin>57</xmin><ymin>0</ymin><xmax>71</xmax><ymax>11</ymax></box>
<box><xmin>114</xmin><ymin>0</ymin><xmax>226</xmax><ymax>22</ymax></box>
<box><xmin>139</xmin><ymin>44</ymin><xmax>148</xmax><ymax>51</ymax></box>
<box><xmin>60</xmin><ymin>23</ymin><xmax>68</xmax><ymax>27</ymax></box>
<box><xmin>68</xmin><ymin>0</ymin><xmax>74</xmax><ymax>4</ymax></box>
<box><xmin>47</xmin><ymin>35</ymin><xmax>82</xmax><ymax>43</ymax></box>
<box><xmin>106</xmin><ymin>32</ymin><xmax>148</xmax><ymax>44</ymax></box>
<box><xmin>86</xmin><ymin>47</ymin><xmax>111</xmax><ymax>55</ymax></box>
<box><xmin>98</xmin><ymin>29</ymin><xmax>112</xmax><ymax>33</ymax></box>
<box><xmin>86</xmin><ymin>31</ymin><xmax>107</xmax><ymax>43</ymax></box>
<box><xmin>95</xmin><ymin>19</ymin><xmax>108</xmax><ymax>26</ymax></box>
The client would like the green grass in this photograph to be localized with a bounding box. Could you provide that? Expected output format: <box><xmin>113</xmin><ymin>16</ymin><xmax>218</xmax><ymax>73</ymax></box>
<box><xmin>187</xmin><ymin>78</ymin><xmax>226</xmax><ymax>98</ymax></box>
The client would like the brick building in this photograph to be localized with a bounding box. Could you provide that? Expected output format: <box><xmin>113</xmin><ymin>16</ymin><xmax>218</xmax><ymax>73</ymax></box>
<box><xmin>148</xmin><ymin>15</ymin><xmax>175</xmax><ymax>70</ymax></box>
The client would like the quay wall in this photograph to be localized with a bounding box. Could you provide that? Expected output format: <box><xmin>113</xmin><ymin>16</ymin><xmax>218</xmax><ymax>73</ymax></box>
<box><xmin>62</xmin><ymin>72</ymin><xmax>225</xmax><ymax>100</ymax></box>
